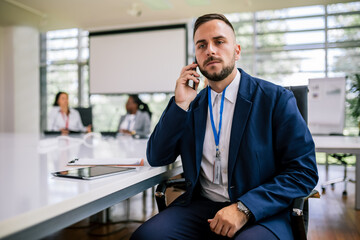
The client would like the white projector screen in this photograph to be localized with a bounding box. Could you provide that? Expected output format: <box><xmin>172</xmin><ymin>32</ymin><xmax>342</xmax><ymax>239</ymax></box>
<box><xmin>89</xmin><ymin>25</ymin><xmax>187</xmax><ymax>94</ymax></box>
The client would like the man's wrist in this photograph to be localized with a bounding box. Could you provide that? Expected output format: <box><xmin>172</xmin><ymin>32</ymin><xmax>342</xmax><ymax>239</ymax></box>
<box><xmin>237</xmin><ymin>201</ymin><xmax>252</xmax><ymax>219</ymax></box>
<box><xmin>175</xmin><ymin>101</ymin><xmax>190</xmax><ymax>111</ymax></box>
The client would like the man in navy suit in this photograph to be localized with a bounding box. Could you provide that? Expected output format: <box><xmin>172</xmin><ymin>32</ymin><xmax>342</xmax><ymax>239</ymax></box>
<box><xmin>131</xmin><ymin>13</ymin><xmax>318</xmax><ymax>240</ymax></box>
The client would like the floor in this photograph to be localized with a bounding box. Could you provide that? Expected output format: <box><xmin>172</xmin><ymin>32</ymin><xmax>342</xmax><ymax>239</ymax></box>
<box><xmin>42</xmin><ymin>164</ymin><xmax>360</xmax><ymax>240</ymax></box>
<box><xmin>308</xmin><ymin>164</ymin><xmax>359</xmax><ymax>240</ymax></box>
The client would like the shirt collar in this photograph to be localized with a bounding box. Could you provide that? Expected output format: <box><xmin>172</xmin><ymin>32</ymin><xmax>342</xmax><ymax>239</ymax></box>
<box><xmin>210</xmin><ymin>69</ymin><xmax>241</xmax><ymax>105</ymax></box>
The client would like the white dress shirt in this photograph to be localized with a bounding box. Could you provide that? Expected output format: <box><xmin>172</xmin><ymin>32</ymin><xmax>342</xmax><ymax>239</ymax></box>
<box><xmin>47</xmin><ymin>107</ymin><xmax>86</xmax><ymax>132</ymax></box>
<box><xmin>119</xmin><ymin>114</ymin><xmax>136</xmax><ymax>131</ymax></box>
<box><xmin>200</xmin><ymin>70</ymin><xmax>241</xmax><ymax>202</ymax></box>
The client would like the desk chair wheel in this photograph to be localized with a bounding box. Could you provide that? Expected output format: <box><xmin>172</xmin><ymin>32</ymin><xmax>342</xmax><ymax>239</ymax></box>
<box><xmin>321</xmin><ymin>182</ymin><xmax>337</xmax><ymax>193</ymax></box>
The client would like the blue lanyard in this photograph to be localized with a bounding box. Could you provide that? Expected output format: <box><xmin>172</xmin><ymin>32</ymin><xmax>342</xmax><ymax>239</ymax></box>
<box><xmin>208</xmin><ymin>86</ymin><xmax>227</xmax><ymax>154</ymax></box>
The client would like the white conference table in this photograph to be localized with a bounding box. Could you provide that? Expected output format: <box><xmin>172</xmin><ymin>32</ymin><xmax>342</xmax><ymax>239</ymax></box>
<box><xmin>0</xmin><ymin>133</ymin><xmax>183</xmax><ymax>240</ymax></box>
<box><xmin>313</xmin><ymin>135</ymin><xmax>360</xmax><ymax>210</ymax></box>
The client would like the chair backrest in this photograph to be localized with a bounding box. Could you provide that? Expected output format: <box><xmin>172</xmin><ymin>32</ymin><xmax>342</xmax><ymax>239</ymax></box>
<box><xmin>285</xmin><ymin>86</ymin><xmax>308</xmax><ymax>124</ymax></box>
<box><xmin>285</xmin><ymin>86</ymin><xmax>317</xmax><ymax>240</ymax></box>
<box><xmin>74</xmin><ymin>107</ymin><xmax>93</xmax><ymax>126</ymax></box>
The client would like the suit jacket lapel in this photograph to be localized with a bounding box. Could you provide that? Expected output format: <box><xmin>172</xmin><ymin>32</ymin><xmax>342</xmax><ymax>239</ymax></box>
<box><xmin>228</xmin><ymin>69</ymin><xmax>254</xmax><ymax>187</ymax></box>
<box><xmin>193</xmin><ymin>89</ymin><xmax>208</xmax><ymax>177</ymax></box>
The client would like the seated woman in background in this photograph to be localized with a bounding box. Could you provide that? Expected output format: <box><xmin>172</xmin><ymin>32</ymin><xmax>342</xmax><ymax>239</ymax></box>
<box><xmin>48</xmin><ymin>91</ymin><xmax>92</xmax><ymax>135</ymax></box>
<box><xmin>118</xmin><ymin>94</ymin><xmax>151</xmax><ymax>136</ymax></box>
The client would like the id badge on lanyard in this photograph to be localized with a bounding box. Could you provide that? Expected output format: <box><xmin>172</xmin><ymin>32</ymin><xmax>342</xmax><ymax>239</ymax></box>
<box><xmin>208</xmin><ymin>86</ymin><xmax>227</xmax><ymax>185</ymax></box>
<box><xmin>213</xmin><ymin>150</ymin><xmax>221</xmax><ymax>184</ymax></box>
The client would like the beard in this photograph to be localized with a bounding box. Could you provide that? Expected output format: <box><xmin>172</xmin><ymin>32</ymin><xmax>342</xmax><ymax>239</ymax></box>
<box><xmin>199</xmin><ymin>55</ymin><xmax>236</xmax><ymax>82</ymax></box>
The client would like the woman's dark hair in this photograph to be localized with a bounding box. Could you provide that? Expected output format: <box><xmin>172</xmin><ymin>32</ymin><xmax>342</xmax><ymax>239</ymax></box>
<box><xmin>129</xmin><ymin>94</ymin><xmax>152</xmax><ymax>119</ymax></box>
<box><xmin>193</xmin><ymin>13</ymin><xmax>235</xmax><ymax>37</ymax></box>
<box><xmin>53</xmin><ymin>91</ymin><xmax>68</xmax><ymax>106</ymax></box>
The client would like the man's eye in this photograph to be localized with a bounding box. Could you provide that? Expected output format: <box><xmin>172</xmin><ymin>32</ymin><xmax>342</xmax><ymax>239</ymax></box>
<box><xmin>198</xmin><ymin>44</ymin><xmax>205</xmax><ymax>49</ymax></box>
<box><xmin>217</xmin><ymin>40</ymin><xmax>224</xmax><ymax>44</ymax></box>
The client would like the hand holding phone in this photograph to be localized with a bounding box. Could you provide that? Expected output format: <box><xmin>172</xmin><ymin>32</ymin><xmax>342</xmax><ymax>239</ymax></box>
<box><xmin>174</xmin><ymin>61</ymin><xmax>200</xmax><ymax>110</ymax></box>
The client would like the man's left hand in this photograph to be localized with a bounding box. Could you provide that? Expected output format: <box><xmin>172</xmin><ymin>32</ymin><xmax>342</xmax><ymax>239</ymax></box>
<box><xmin>208</xmin><ymin>203</ymin><xmax>249</xmax><ymax>238</ymax></box>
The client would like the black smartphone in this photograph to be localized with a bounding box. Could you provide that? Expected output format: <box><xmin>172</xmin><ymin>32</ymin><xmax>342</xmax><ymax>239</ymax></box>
<box><xmin>188</xmin><ymin>58</ymin><xmax>198</xmax><ymax>90</ymax></box>
<box><xmin>52</xmin><ymin>166</ymin><xmax>136</xmax><ymax>180</ymax></box>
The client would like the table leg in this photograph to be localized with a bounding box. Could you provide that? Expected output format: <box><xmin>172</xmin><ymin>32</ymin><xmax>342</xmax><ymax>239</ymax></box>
<box><xmin>325</xmin><ymin>153</ymin><xmax>329</xmax><ymax>180</ymax></box>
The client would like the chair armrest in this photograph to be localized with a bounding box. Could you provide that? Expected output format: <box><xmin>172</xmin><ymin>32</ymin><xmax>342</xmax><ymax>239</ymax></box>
<box><xmin>292</xmin><ymin>189</ymin><xmax>320</xmax><ymax>216</ymax></box>
<box><xmin>291</xmin><ymin>189</ymin><xmax>320</xmax><ymax>240</ymax></box>
<box><xmin>155</xmin><ymin>178</ymin><xmax>186</xmax><ymax>212</ymax></box>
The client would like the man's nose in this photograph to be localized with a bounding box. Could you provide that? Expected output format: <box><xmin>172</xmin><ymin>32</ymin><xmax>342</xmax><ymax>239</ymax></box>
<box><xmin>205</xmin><ymin>43</ymin><xmax>216</xmax><ymax>56</ymax></box>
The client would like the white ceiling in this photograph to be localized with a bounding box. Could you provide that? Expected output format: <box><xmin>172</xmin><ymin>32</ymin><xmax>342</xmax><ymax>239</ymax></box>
<box><xmin>0</xmin><ymin>0</ymin><xmax>354</xmax><ymax>32</ymax></box>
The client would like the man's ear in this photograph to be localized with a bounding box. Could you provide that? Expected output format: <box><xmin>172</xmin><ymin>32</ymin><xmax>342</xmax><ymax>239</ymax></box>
<box><xmin>235</xmin><ymin>44</ymin><xmax>241</xmax><ymax>61</ymax></box>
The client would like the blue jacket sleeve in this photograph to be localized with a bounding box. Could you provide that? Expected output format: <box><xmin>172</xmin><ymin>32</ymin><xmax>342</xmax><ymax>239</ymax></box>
<box><xmin>146</xmin><ymin>97</ymin><xmax>189</xmax><ymax>167</ymax></box>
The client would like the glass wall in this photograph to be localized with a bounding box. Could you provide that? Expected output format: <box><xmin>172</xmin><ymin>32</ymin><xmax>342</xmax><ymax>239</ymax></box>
<box><xmin>228</xmin><ymin>2</ymin><xmax>360</xmax><ymax>134</ymax></box>
<box><xmin>41</xmin><ymin>1</ymin><xmax>360</xmax><ymax>134</ymax></box>
<box><xmin>40</xmin><ymin>28</ymin><xmax>89</xmax><ymax>130</ymax></box>
<box><xmin>230</xmin><ymin>3</ymin><xmax>360</xmax><ymax>85</ymax></box>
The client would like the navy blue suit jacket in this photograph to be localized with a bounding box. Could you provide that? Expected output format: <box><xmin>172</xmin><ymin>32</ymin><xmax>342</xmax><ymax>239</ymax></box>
<box><xmin>147</xmin><ymin>69</ymin><xmax>318</xmax><ymax>239</ymax></box>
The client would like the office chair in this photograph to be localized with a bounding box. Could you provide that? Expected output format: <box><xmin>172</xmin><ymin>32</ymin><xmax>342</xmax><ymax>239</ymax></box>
<box><xmin>284</xmin><ymin>86</ymin><xmax>308</xmax><ymax>124</ymax></box>
<box><xmin>154</xmin><ymin>86</ymin><xmax>319</xmax><ymax>240</ymax></box>
<box><xmin>321</xmin><ymin>153</ymin><xmax>355</xmax><ymax>196</ymax></box>
<box><xmin>74</xmin><ymin>107</ymin><xmax>93</xmax><ymax>127</ymax></box>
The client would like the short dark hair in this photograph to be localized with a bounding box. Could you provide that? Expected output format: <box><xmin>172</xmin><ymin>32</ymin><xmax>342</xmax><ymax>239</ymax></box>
<box><xmin>193</xmin><ymin>13</ymin><xmax>235</xmax><ymax>37</ymax></box>
<box><xmin>53</xmin><ymin>91</ymin><xmax>68</xmax><ymax>106</ymax></box>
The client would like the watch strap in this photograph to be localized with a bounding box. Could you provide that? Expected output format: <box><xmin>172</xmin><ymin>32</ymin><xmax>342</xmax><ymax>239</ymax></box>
<box><xmin>237</xmin><ymin>201</ymin><xmax>252</xmax><ymax>218</ymax></box>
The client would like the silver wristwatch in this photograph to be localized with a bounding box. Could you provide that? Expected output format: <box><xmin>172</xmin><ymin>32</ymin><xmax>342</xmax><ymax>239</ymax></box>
<box><xmin>237</xmin><ymin>201</ymin><xmax>252</xmax><ymax>218</ymax></box>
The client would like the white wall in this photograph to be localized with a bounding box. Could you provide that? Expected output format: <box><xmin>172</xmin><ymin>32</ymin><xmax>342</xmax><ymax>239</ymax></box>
<box><xmin>0</xmin><ymin>26</ymin><xmax>39</xmax><ymax>133</ymax></box>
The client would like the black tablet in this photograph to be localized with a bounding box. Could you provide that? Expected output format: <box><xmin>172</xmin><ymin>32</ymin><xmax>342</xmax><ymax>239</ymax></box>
<box><xmin>52</xmin><ymin>166</ymin><xmax>136</xmax><ymax>180</ymax></box>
